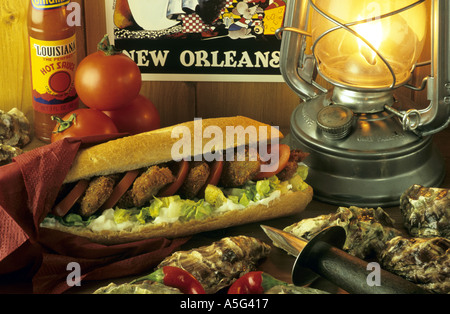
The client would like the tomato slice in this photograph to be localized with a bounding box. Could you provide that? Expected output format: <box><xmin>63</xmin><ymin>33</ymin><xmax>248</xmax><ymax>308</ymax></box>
<box><xmin>205</xmin><ymin>160</ymin><xmax>224</xmax><ymax>186</ymax></box>
<box><xmin>254</xmin><ymin>144</ymin><xmax>291</xmax><ymax>180</ymax></box>
<box><xmin>53</xmin><ymin>179</ymin><xmax>89</xmax><ymax>217</ymax></box>
<box><xmin>158</xmin><ymin>160</ymin><xmax>190</xmax><ymax>197</ymax></box>
<box><xmin>198</xmin><ymin>160</ymin><xmax>224</xmax><ymax>198</ymax></box>
<box><xmin>100</xmin><ymin>170</ymin><xmax>140</xmax><ymax>210</ymax></box>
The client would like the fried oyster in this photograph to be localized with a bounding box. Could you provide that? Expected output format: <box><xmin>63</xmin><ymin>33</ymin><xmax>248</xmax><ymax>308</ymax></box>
<box><xmin>157</xmin><ymin>236</ymin><xmax>271</xmax><ymax>294</ymax></box>
<box><xmin>400</xmin><ymin>185</ymin><xmax>450</xmax><ymax>239</ymax></box>
<box><xmin>283</xmin><ymin>206</ymin><xmax>403</xmax><ymax>259</ymax></box>
<box><xmin>379</xmin><ymin>236</ymin><xmax>450</xmax><ymax>294</ymax></box>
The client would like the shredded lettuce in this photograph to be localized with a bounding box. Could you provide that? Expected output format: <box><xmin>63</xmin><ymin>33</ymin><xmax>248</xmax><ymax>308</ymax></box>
<box><xmin>136</xmin><ymin>195</ymin><xmax>182</xmax><ymax>224</ymax></box>
<box><xmin>238</xmin><ymin>192</ymin><xmax>250</xmax><ymax>206</ymax></box>
<box><xmin>204</xmin><ymin>185</ymin><xmax>228</xmax><ymax>207</ymax></box>
<box><xmin>222</xmin><ymin>176</ymin><xmax>281</xmax><ymax>205</ymax></box>
<box><xmin>52</xmin><ymin>212</ymin><xmax>98</xmax><ymax>227</ymax></box>
<box><xmin>114</xmin><ymin>208</ymin><xmax>140</xmax><ymax>224</ymax></box>
<box><xmin>296</xmin><ymin>165</ymin><xmax>309</xmax><ymax>180</ymax></box>
<box><xmin>136</xmin><ymin>206</ymin><xmax>153</xmax><ymax>224</ymax></box>
<box><xmin>256</xmin><ymin>176</ymin><xmax>280</xmax><ymax>199</ymax></box>
<box><xmin>180</xmin><ymin>199</ymin><xmax>213</xmax><ymax>221</ymax></box>
<box><xmin>288</xmin><ymin>165</ymin><xmax>309</xmax><ymax>192</ymax></box>
<box><xmin>226</xmin><ymin>187</ymin><xmax>255</xmax><ymax>204</ymax></box>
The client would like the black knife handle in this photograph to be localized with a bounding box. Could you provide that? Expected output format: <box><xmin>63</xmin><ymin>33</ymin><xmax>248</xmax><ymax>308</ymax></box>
<box><xmin>298</xmin><ymin>241</ymin><xmax>428</xmax><ymax>294</ymax></box>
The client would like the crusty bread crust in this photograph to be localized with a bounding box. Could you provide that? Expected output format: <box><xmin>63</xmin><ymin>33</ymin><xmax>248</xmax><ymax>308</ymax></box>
<box><xmin>43</xmin><ymin>186</ymin><xmax>313</xmax><ymax>244</ymax></box>
<box><xmin>64</xmin><ymin>116</ymin><xmax>283</xmax><ymax>183</ymax></box>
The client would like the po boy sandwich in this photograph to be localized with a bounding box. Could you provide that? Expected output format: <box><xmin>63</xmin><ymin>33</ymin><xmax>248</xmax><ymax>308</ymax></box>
<box><xmin>41</xmin><ymin>116</ymin><xmax>313</xmax><ymax>244</ymax></box>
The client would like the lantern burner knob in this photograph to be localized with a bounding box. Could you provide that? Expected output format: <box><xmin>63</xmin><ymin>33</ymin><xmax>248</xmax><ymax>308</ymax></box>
<box><xmin>317</xmin><ymin>105</ymin><xmax>354</xmax><ymax>139</ymax></box>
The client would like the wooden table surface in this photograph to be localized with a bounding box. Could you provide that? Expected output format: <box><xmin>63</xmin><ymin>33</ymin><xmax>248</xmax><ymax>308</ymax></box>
<box><xmin>1</xmin><ymin>127</ymin><xmax>448</xmax><ymax>294</ymax></box>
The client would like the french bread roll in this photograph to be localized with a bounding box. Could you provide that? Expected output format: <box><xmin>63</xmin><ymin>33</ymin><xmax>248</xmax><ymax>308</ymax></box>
<box><xmin>42</xmin><ymin>116</ymin><xmax>313</xmax><ymax>244</ymax></box>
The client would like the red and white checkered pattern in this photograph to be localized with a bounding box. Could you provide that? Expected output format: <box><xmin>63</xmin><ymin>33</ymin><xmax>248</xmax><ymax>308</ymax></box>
<box><xmin>182</xmin><ymin>13</ymin><xmax>206</xmax><ymax>33</ymax></box>
<box><xmin>181</xmin><ymin>0</ymin><xmax>235</xmax><ymax>33</ymax></box>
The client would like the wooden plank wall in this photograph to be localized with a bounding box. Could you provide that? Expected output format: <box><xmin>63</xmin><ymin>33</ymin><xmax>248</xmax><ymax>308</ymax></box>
<box><xmin>0</xmin><ymin>0</ymin><xmax>33</xmax><ymax>120</ymax></box>
<box><xmin>0</xmin><ymin>0</ymin><xmax>431</xmax><ymax>135</ymax></box>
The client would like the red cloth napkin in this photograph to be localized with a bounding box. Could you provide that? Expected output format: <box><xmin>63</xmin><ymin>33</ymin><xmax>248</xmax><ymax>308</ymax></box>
<box><xmin>0</xmin><ymin>135</ymin><xmax>189</xmax><ymax>293</ymax></box>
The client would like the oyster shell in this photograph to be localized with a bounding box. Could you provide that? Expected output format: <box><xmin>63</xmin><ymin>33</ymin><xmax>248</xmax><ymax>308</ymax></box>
<box><xmin>283</xmin><ymin>206</ymin><xmax>402</xmax><ymax>259</ymax></box>
<box><xmin>400</xmin><ymin>185</ymin><xmax>450</xmax><ymax>239</ymax></box>
<box><xmin>379</xmin><ymin>236</ymin><xmax>450</xmax><ymax>294</ymax></box>
<box><xmin>157</xmin><ymin>236</ymin><xmax>271</xmax><ymax>294</ymax></box>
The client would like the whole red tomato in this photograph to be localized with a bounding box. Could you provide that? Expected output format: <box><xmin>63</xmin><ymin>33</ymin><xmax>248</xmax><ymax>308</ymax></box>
<box><xmin>75</xmin><ymin>35</ymin><xmax>141</xmax><ymax>111</ymax></box>
<box><xmin>51</xmin><ymin>108</ymin><xmax>118</xmax><ymax>143</ymax></box>
<box><xmin>103</xmin><ymin>95</ymin><xmax>160</xmax><ymax>135</ymax></box>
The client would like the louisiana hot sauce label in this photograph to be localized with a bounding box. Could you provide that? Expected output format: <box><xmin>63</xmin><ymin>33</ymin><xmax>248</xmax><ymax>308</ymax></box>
<box><xmin>31</xmin><ymin>0</ymin><xmax>70</xmax><ymax>10</ymax></box>
<box><xmin>29</xmin><ymin>34</ymin><xmax>79</xmax><ymax>114</ymax></box>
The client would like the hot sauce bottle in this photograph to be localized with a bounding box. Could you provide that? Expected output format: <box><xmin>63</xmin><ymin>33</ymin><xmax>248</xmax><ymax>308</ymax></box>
<box><xmin>28</xmin><ymin>0</ymin><xmax>79</xmax><ymax>142</ymax></box>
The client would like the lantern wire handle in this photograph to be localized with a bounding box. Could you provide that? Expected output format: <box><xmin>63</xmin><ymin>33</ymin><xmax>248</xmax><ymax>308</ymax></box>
<box><xmin>276</xmin><ymin>0</ymin><xmax>426</xmax><ymax>91</ymax></box>
<box><xmin>275</xmin><ymin>27</ymin><xmax>311</xmax><ymax>39</ymax></box>
<box><xmin>309</xmin><ymin>0</ymin><xmax>426</xmax><ymax>90</ymax></box>
<box><xmin>312</xmin><ymin>0</ymin><xmax>426</xmax><ymax>89</ymax></box>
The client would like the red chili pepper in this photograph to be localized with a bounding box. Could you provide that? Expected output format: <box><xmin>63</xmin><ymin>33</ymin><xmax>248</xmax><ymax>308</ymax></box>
<box><xmin>227</xmin><ymin>271</ymin><xmax>286</xmax><ymax>294</ymax></box>
<box><xmin>131</xmin><ymin>266</ymin><xmax>205</xmax><ymax>294</ymax></box>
